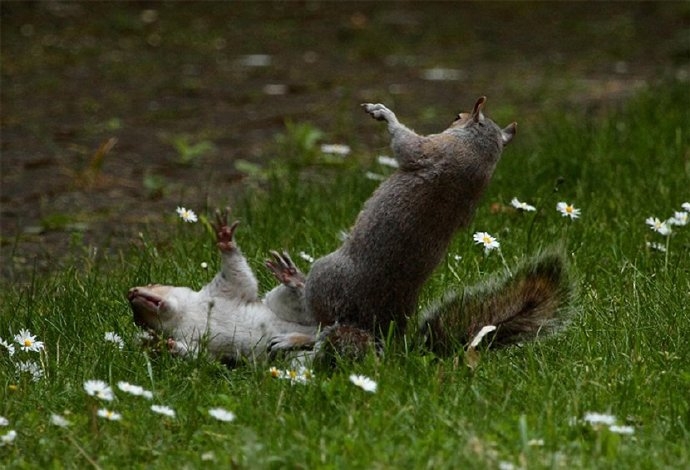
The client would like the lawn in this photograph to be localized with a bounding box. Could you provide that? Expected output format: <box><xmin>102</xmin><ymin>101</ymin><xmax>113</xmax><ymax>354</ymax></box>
<box><xmin>1</xmin><ymin>82</ymin><xmax>688</xmax><ymax>469</ymax></box>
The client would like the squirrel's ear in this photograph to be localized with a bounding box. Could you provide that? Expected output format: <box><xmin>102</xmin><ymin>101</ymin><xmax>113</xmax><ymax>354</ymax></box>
<box><xmin>472</xmin><ymin>96</ymin><xmax>486</xmax><ymax>122</ymax></box>
<box><xmin>501</xmin><ymin>122</ymin><xmax>517</xmax><ymax>145</ymax></box>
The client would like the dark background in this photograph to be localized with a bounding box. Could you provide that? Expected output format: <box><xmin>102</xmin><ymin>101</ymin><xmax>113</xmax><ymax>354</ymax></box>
<box><xmin>1</xmin><ymin>1</ymin><xmax>688</xmax><ymax>282</ymax></box>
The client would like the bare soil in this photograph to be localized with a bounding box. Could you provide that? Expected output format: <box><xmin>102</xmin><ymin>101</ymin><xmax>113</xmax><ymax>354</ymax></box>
<box><xmin>1</xmin><ymin>2</ymin><xmax>688</xmax><ymax>284</ymax></box>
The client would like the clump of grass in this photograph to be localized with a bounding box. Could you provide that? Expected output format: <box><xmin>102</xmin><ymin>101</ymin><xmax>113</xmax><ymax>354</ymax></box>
<box><xmin>0</xmin><ymin>82</ymin><xmax>688</xmax><ymax>468</ymax></box>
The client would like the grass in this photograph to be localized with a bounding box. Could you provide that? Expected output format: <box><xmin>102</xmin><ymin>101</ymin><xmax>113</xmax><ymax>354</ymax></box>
<box><xmin>1</xmin><ymin>82</ymin><xmax>689</xmax><ymax>469</ymax></box>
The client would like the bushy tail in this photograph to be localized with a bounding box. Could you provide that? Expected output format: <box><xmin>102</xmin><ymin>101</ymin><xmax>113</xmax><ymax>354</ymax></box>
<box><xmin>418</xmin><ymin>248</ymin><xmax>575</xmax><ymax>355</ymax></box>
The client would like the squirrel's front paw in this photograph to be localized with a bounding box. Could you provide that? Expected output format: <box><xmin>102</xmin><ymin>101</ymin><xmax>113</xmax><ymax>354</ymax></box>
<box><xmin>265</xmin><ymin>251</ymin><xmax>305</xmax><ymax>289</ymax></box>
<box><xmin>361</xmin><ymin>103</ymin><xmax>394</xmax><ymax>122</ymax></box>
<box><xmin>212</xmin><ymin>207</ymin><xmax>240</xmax><ymax>253</ymax></box>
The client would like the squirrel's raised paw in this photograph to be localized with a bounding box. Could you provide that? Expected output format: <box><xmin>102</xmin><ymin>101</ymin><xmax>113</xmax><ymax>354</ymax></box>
<box><xmin>268</xmin><ymin>332</ymin><xmax>316</xmax><ymax>353</ymax></box>
<box><xmin>265</xmin><ymin>250</ymin><xmax>305</xmax><ymax>289</ymax></box>
<box><xmin>361</xmin><ymin>103</ymin><xmax>395</xmax><ymax>122</ymax></box>
<box><xmin>212</xmin><ymin>207</ymin><xmax>240</xmax><ymax>253</ymax></box>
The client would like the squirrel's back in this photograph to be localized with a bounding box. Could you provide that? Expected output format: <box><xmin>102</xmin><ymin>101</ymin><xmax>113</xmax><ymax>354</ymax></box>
<box><xmin>306</xmin><ymin>98</ymin><xmax>516</xmax><ymax>336</ymax></box>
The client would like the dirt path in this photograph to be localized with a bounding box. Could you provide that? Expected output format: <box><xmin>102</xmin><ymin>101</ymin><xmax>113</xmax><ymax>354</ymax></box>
<box><xmin>1</xmin><ymin>2</ymin><xmax>688</xmax><ymax>283</ymax></box>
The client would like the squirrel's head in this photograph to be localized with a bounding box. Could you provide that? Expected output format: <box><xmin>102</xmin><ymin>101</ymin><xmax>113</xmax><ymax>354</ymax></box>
<box><xmin>128</xmin><ymin>284</ymin><xmax>197</xmax><ymax>332</ymax></box>
<box><xmin>449</xmin><ymin>96</ymin><xmax>516</xmax><ymax>148</ymax></box>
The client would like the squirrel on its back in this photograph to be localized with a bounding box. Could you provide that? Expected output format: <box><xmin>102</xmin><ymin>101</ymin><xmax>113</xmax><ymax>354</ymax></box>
<box><xmin>128</xmin><ymin>97</ymin><xmax>574</xmax><ymax>363</ymax></box>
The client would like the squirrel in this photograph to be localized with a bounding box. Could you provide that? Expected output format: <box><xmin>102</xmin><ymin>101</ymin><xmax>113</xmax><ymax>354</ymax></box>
<box><xmin>269</xmin><ymin>97</ymin><xmax>574</xmax><ymax>359</ymax></box>
<box><xmin>128</xmin><ymin>208</ymin><xmax>317</xmax><ymax>363</ymax></box>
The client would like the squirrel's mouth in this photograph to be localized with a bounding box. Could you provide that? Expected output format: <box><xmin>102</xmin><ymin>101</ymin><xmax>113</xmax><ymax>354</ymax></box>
<box><xmin>128</xmin><ymin>287</ymin><xmax>164</xmax><ymax>328</ymax></box>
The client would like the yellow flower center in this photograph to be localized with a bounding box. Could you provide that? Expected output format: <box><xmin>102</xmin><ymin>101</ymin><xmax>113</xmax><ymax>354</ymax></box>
<box><xmin>482</xmin><ymin>236</ymin><xmax>491</xmax><ymax>244</ymax></box>
<box><xmin>24</xmin><ymin>339</ymin><xmax>33</xmax><ymax>347</ymax></box>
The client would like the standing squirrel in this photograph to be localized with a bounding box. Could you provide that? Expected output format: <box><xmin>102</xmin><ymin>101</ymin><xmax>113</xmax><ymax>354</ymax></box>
<box><xmin>128</xmin><ymin>208</ymin><xmax>317</xmax><ymax>363</ymax></box>
<box><xmin>271</xmin><ymin>97</ymin><xmax>574</xmax><ymax>358</ymax></box>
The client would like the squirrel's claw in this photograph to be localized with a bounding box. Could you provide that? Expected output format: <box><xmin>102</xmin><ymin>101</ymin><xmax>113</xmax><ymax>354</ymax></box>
<box><xmin>265</xmin><ymin>250</ymin><xmax>305</xmax><ymax>288</ymax></box>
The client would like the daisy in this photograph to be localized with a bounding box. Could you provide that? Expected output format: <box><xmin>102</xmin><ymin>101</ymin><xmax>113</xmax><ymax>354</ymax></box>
<box><xmin>365</xmin><ymin>171</ymin><xmax>386</xmax><ymax>181</ymax></box>
<box><xmin>510</xmin><ymin>197</ymin><xmax>536</xmax><ymax>212</ymax></box>
<box><xmin>609</xmin><ymin>424</ymin><xmax>635</xmax><ymax>435</ymax></box>
<box><xmin>208</xmin><ymin>407</ymin><xmax>236</xmax><ymax>422</ymax></box>
<box><xmin>583</xmin><ymin>412</ymin><xmax>616</xmax><ymax>426</ymax></box>
<box><xmin>473</xmin><ymin>232</ymin><xmax>500</xmax><ymax>253</ymax></box>
<box><xmin>13</xmin><ymin>329</ymin><xmax>44</xmax><ymax>353</ymax></box>
<box><xmin>84</xmin><ymin>380</ymin><xmax>115</xmax><ymax>401</ymax></box>
<box><xmin>556</xmin><ymin>202</ymin><xmax>581</xmax><ymax>220</ymax></box>
<box><xmin>668</xmin><ymin>211</ymin><xmax>688</xmax><ymax>226</ymax></box>
<box><xmin>320</xmin><ymin>144</ymin><xmax>351</xmax><ymax>156</ymax></box>
<box><xmin>117</xmin><ymin>381</ymin><xmax>153</xmax><ymax>399</ymax></box>
<box><xmin>200</xmin><ymin>262</ymin><xmax>209</xmax><ymax>269</ymax></box>
<box><xmin>104</xmin><ymin>332</ymin><xmax>124</xmax><ymax>350</ymax></box>
<box><xmin>0</xmin><ymin>417</ymin><xmax>8</xmax><ymax>426</ymax></box>
<box><xmin>469</xmin><ymin>325</ymin><xmax>497</xmax><ymax>348</ymax></box>
<box><xmin>50</xmin><ymin>414</ymin><xmax>71</xmax><ymax>428</ymax></box>
<box><xmin>0</xmin><ymin>430</ymin><xmax>17</xmax><ymax>446</ymax></box>
<box><xmin>299</xmin><ymin>251</ymin><xmax>315</xmax><ymax>263</ymax></box>
<box><xmin>0</xmin><ymin>338</ymin><xmax>15</xmax><ymax>357</ymax></box>
<box><xmin>15</xmin><ymin>360</ymin><xmax>44</xmax><ymax>382</ymax></box>
<box><xmin>176</xmin><ymin>206</ymin><xmax>198</xmax><ymax>223</ymax></box>
<box><xmin>349</xmin><ymin>374</ymin><xmax>377</xmax><ymax>393</ymax></box>
<box><xmin>645</xmin><ymin>216</ymin><xmax>671</xmax><ymax>235</ymax></box>
<box><xmin>97</xmin><ymin>409</ymin><xmax>122</xmax><ymax>421</ymax></box>
<box><xmin>682</xmin><ymin>202</ymin><xmax>690</xmax><ymax>212</ymax></box>
<box><xmin>150</xmin><ymin>405</ymin><xmax>176</xmax><ymax>418</ymax></box>
<box><xmin>646</xmin><ymin>241</ymin><xmax>667</xmax><ymax>253</ymax></box>
<box><xmin>377</xmin><ymin>155</ymin><xmax>399</xmax><ymax>168</ymax></box>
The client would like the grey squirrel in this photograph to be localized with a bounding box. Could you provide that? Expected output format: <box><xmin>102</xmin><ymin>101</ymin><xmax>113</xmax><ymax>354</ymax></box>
<box><xmin>128</xmin><ymin>209</ymin><xmax>317</xmax><ymax>363</ymax></box>
<box><xmin>271</xmin><ymin>97</ymin><xmax>574</xmax><ymax>358</ymax></box>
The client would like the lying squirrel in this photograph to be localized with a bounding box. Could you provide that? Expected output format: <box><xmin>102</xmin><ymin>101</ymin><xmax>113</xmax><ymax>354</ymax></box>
<box><xmin>129</xmin><ymin>98</ymin><xmax>574</xmax><ymax>363</ymax></box>
<box><xmin>271</xmin><ymin>97</ymin><xmax>573</xmax><ymax>358</ymax></box>
<box><xmin>128</xmin><ymin>209</ymin><xmax>317</xmax><ymax>363</ymax></box>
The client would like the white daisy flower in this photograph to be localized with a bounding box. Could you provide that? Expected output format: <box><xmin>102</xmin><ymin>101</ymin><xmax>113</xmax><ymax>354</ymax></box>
<box><xmin>583</xmin><ymin>412</ymin><xmax>616</xmax><ymax>426</ymax></box>
<box><xmin>208</xmin><ymin>407</ymin><xmax>236</xmax><ymax>422</ymax></box>
<box><xmin>176</xmin><ymin>206</ymin><xmax>198</xmax><ymax>223</ymax></box>
<box><xmin>117</xmin><ymin>381</ymin><xmax>153</xmax><ymax>399</ymax></box>
<box><xmin>646</xmin><ymin>241</ymin><xmax>667</xmax><ymax>253</ymax></box>
<box><xmin>473</xmin><ymin>232</ymin><xmax>500</xmax><ymax>253</ymax></box>
<box><xmin>0</xmin><ymin>417</ymin><xmax>8</xmax><ymax>426</ymax></box>
<box><xmin>13</xmin><ymin>329</ymin><xmax>44</xmax><ymax>353</ymax></box>
<box><xmin>469</xmin><ymin>325</ymin><xmax>497</xmax><ymax>348</ymax></box>
<box><xmin>150</xmin><ymin>405</ymin><xmax>175</xmax><ymax>418</ymax></box>
<box><xmin>349</xmin><ymin>374</ymin><xmax>377</xmax><ymax>393</ymax></box>
<box><xmin>299</xmin><ymin>251</ymin><xmax>315</xmax><ymax>263</ymax></box>
<box><xmin>0</xmin><ymin>430</ymin><xmax>17</xmax><ymax>446</ymax></box>
<box><xmin>645</xmin><ymin>216</ymin><xmax>671</xmax><ymax>235</ymax></box>
<box><xmin>104</xmin><ymin>332</ymin><xmax>124</xmax><ymax>350</ymax></box>
<box><xmin>50</xmin><ymin>414</ymin><xmax>71</xmax><ymax>428</ymax></box>
<box><xmin>510</xmin><ymin>197</ymin><xmax>536</xmax><ymax>212</ymax></box>
<box><xmin>84</xmin><ymin>380</ymin><xmax>115</xmax><ymax>402</ymax></box>
<box><xmin>365</xmin><ymin>171</ymin><xmax>386</xmax><ymax>181</ymax></box>
<box><xmin>682</xmin><ymin>202</ymin><xmax>690</xmax><ymax>212</ymax></box>
<box><xmin>668</xmin><ymin>211</ymin><xmax>688</xmax><ymax>226</ymax></box>
<box><xmin>200</xmin><ymin>262</ymin><xmax>209</xmax><ymax>269</ymax></box>
<box><xmin>0</xmin><ymin>338</ymin><xmax>15</xmax><ymax>357</ymax></box>
<box><xmin>15</xmin><ymin>360</ymin><xmax>44</xmax><ymax>382</ymax></box>
<box><xmin>97</xmin><ymin>409</ymin><xmax>122</xmax><ymax>421</ymax></box>
<box><xmin>609</xmin><ymin>424</ymin><xmax>635</xmax><ymax>435</ymax></box>
<box><xmin>377</xmin><ymin>155</ymin><xmax>399</xmax><ymax>168</ymax></box>
<box><xmin>320</xmin><ymin>144</ymin><xmax>351</xmax><ymax>156</ymax></box>
<box><xmin>556</xmin><ymin>202</ymin><xmax>581</xmax><ymax>220</ymax></box>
